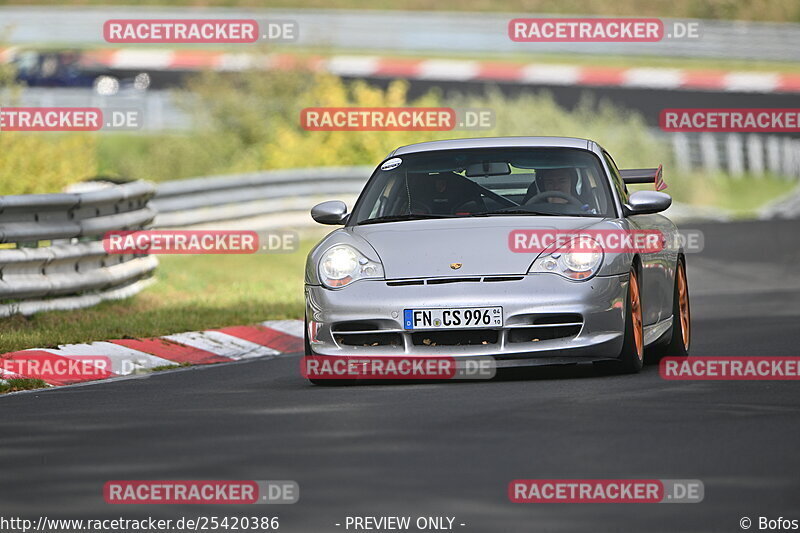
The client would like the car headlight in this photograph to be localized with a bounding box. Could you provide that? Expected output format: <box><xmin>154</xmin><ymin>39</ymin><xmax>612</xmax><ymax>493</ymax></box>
<box><xmin>319</xmin><ymin>244</ymin><xmax>384</xmax><ymax>288</ymax></box>
<box><xmin>529</xmin><ymin>236</ymin><xmax>604</xmax><ymax>280</ymax></box>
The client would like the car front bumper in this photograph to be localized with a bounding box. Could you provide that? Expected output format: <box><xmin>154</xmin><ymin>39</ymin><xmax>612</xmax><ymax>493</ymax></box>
<box><xmin>305</xmin><ymin>273</ymin><xmax>629</xmax><ymax>367</ymax></box>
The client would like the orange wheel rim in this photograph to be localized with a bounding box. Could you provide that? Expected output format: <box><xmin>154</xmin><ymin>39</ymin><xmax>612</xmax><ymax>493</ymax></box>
<box><xmin>677</xmin><ymin>263</ymin><xmax>690</xmax><ymax>350</ymax></box>
<box><xmin>630</xmin><ymin>270</ymin><xmax>643</xmax><ymax>360</ymax></box>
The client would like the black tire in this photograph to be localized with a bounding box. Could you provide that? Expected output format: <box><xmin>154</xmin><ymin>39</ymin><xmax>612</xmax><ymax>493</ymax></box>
<box><xmin>304</xmin><ymin>316</ymin><xmax>356</xmax><ymax>386</ymax></box>
<box><xmin>595</xmin><ymin>267</ymin><xmax>644</xmax><ymax>375</ymax></box>
<box><xmin>304</xmin><ymin>315</ymin><xmax>312</xmax><ymax>356</ymax></box>
<box><xmin>646</xmin><ymin>258</ymin><xmax>691</xmax><ymax>363</ymax></box>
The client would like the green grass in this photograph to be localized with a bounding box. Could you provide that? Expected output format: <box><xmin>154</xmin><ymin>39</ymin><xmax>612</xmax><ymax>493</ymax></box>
<box><xmin>2</xmin><ymin>0</ymin><xmax>798</xmax><ymax>23</ymax></box>
<box><xmin>0</xmin><ymin>229</ymin><xmax>328</xmax><ymax>354</ymax></box>
<box><xmin>0</xmin><ymin>377</ymin><xmax>49</xmax><ymax>394</ymax></box>
<box><xmin>699</xmin><ymin>175</ymin><xmax>799</xmax><ymax>215</ymax></box>
<box><xmin>263</xmin><ymin>46</ymin><xmax>800</xmax><ymax>75</ymax></box>
<box><xmin>149</xmin><ymin>362</ymin><xmax>191</xmax><ymax>372</ymax></box>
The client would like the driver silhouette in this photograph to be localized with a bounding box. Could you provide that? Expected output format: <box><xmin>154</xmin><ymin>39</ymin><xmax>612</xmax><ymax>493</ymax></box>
<box><xmin>537</xmin><ymin>168</ymin><xmax>576</xmax><ymax>204</ymax></box>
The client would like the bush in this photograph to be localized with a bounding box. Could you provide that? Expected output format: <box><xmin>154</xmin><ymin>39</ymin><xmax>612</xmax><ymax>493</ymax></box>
<box><xmin>143</xmin><ymin>68</ymin><xmax>669</xmax><ymax>173</ymax></box>
<box><xmin>0</xmin><ymin>43</ymin><xmax>97</xmax><ymax>195</ymax></box>
<box><xmin>0</xmin><ymin>133</ymin><xmax>97</xmax><ymax>195</ymax></box>
<box><xmin>97</xmin><ymin>132</ymin><xmax>247</xmax><ymax>183</ymax></box>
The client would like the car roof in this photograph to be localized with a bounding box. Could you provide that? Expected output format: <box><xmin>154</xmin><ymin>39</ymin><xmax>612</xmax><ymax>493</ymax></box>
<box><xmin>390</xmin><ymin>136</ymin><xmax>593</xmax><ymax>156</ymax></box>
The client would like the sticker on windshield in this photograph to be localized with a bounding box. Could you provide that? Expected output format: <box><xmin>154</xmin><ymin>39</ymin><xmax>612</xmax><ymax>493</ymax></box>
<box><xmin>380</xmin><ymin>157</ymin><xmax>402</xmax><ymax>171</ymax></box>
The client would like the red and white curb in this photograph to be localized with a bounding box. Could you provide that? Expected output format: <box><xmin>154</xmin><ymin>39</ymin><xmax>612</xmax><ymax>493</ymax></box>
<box><xmin>63</xmin><ymin>49</ymin><xmax>800</xmax><ymax>94</ymax></box>
<box><xmin>3</xmin><ymin>46</ymin><xmax>797</xmax><ymax>93</ymax></box>
<box><xmin>2</xmin><ymin>45</ymin><xmax>798</xmax><ymax>94</ymax></box>
<box><xmin>0</xmin><ymin>319</ymin><xmax>304</xmax><ymax>390</ymax></box>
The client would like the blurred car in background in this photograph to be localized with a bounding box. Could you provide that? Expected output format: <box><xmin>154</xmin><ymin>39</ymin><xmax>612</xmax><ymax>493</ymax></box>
<box><xmin>12</xmin><ymin>49</ymin><xmax>149</xmax><ymax>93</ymax></box>
<box><xmin>13</xmin><ymin>49</ymin><xmax>96</xmax><ymax>87</ymax></box>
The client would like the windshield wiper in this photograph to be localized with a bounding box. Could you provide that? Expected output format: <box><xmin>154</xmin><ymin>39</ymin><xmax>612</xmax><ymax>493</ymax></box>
<box><xmin>357</xmin><ymin>213</ymin><xmax>455</xmax><ymax>225</ymax></box>
<box><xmin>480</xmin><ymin>208</ymin><xmax>561</xmax><ymax>216</ymax></box>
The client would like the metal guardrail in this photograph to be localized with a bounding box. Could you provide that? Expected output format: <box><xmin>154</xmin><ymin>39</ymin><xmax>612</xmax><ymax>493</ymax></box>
<box><xmin>759</xmin><ymin>184</ymin><xmax>800</xmax><ymax>220</ymax></box>
<box><xmin>668</xmin><ymin>133</ymin><xmax>800</xmax><ymax>179</ymax></box>
<box><xmin>0</xmin><ymin>181</ymin><xmax>158</xmax><ymax>317</ymax></box>
<box><xmin>151</xmin><ymin>166</ymin><xmax>372</xmax><ymax>228</ymax></box>
<box><xmin>0</xmin><ymin>167</ymin><xmax>373</xmax><ymax>318</ymax></box>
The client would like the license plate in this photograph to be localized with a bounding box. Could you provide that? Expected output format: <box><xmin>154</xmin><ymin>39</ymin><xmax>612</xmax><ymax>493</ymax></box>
<box><xmin>403</xmin><ymin>307</ymin><xmax>503</xmax><ymax>330</ymax></box>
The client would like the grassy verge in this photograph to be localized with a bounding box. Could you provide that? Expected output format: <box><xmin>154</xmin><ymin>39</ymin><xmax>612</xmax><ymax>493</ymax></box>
<box><xmin>631</xmin><ymin>172</ymin><xmax>800</xmax><ymax>216</ymax></box>
<box><xmin>149</xmin><ymin>362</ymin><xmax>191</xmax><ymax>372</ymax></box>
<box><xmin>0</xmin><ymin>377</ymin><xmax>49</xmax><ymax>394</ymax></box>
<box><xmin>695</xmin><ymin>175</ymin><xmax>799</xmax><ymax>216</ymax></box>
<box><xmin>3</xmin><ymin>0</ymin><xmax>798</xmax><ymax>23</ymax></box>
<box><xmin>0</xmin><ymin>229</ymin><xmax>327</xmax><ymax>354</ymax></box>
<box><xmin>263</xmin><ymin>46</ymin><xmax>800</xmax><ymax>75</ymax></box>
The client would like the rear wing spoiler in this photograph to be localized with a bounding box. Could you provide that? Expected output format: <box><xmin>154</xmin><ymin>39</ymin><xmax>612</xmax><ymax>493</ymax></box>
<box><xmin>620</xmin><ymin>164</ymin><xmax>667</xmax><ymax>191</ymax></box>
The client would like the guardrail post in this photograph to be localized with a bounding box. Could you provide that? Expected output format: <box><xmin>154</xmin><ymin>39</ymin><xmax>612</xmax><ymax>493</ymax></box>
<box><xmin>766</xmin><ymin>136</ymin><xmax>782</xmax><ymax>177</ymax></box>
<box><xmin>699</xmin><ymin>133</ymin><xmax>720</xmax><ymax>174</ymax></box>
<box><xmin>671</xmin><ymin>133</ymin><xmax>692</xmax><ymax>173</ymax></box>
<box><xmin>782</xmin><ymin>138</ymin><xmax>800</xmax><ymax>180</ymax></box>
<box><xmin>745</xmin><ymin>134</ymin><xmax>764</xmax><ymax>177</ymax></box>
<box><xmin>725</xmin><ymin>134</ymin><xmax>745</xmax><ymax>178</ymax></box>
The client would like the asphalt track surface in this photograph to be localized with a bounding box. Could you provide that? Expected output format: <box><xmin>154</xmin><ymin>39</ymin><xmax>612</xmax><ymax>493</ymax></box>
<box><xmin>2</xmin><ymin>218</ymin><xmax>800</xmax><ymax>532</ymax></box>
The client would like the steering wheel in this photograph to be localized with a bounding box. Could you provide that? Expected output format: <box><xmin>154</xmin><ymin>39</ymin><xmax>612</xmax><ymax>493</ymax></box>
<box><xmin>524</xmin><ymin>190</ymin><xmax>583</xmax><ymax>208</ymax></box>
<box><xmin>451</xmin><ymin>199</ymin><xmax>485</xmax><ymax>214</ymax></box>
<box><xmin>409</xmin><ymin>201</ymin><xmax>432</xmax><ymax>214</ymax></box>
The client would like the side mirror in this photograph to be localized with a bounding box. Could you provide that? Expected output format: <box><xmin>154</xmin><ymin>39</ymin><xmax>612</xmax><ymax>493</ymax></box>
<box><xmin>624</xmin><ymin>191</ymin><xmax>672</xmax><ymax>216</ymax></box>
<box><xmin>311</xmin><ymin>200</ymin><xmax>349</xmax><ymax>225</ymax></box>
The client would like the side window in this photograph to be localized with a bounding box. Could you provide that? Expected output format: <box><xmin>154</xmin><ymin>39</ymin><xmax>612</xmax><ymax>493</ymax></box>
<box><xmin>602</xmin><ymin>151</ymin><xmax>629</xmax><ymax>203</ymax></box>
<box><xmin>580</xmin><ymin>167</ymin><xmax>608</xmax><ymax>214</ymax></box>
<box><xmin>364</xmin><ymin>174</ymin><xmax>402</xmax><ymax>219</ymax></box>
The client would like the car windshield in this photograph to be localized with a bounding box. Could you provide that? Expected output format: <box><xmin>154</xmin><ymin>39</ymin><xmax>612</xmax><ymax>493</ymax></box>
<box><xmin>351</xmin><ymin>147</ymin><xmax>615</xmax><ymax>225</ymax></box>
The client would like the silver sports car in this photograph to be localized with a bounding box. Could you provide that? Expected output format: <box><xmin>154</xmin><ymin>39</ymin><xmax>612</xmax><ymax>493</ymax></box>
<box><xmin>304</xmin><ymin>137</ymin><xmax>690</xmax><ymax>380</ymax></box>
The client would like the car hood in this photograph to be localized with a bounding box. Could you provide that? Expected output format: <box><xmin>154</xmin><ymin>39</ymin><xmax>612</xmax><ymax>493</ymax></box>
<box><xmin>350</xmin><ymin>216</ymin><xmax>609</xmax><ymax>279</ymax></box>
